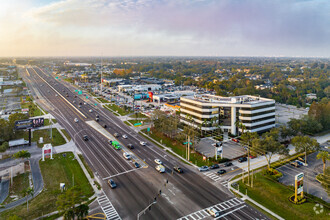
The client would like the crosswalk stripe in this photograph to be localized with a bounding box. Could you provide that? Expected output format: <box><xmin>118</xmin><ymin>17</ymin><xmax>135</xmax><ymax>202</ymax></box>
<box><xmin>97</xmin><ymin>192</ymin><xmax>121</xmax><ymax>220</ymax></box>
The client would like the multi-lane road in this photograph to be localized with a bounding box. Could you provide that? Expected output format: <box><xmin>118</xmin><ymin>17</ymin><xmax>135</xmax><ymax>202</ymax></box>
<box><xmin>22</xmin><ymin>66</ymin><xmax>269</xmax><ymax>220</ymax></box>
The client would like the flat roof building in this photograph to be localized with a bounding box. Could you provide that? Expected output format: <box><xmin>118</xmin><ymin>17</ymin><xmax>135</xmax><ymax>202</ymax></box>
<box><xmin>180</xmin><ymin>94</ymin><xmax>275</xmax><ymax>135</ymax></box>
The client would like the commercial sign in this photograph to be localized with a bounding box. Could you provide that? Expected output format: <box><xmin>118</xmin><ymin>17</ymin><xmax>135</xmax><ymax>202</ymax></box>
<box><xmin>295</xmin><ymin>173</ymin><xmax>304</xmax><ymax>194</ymax></box>
<box><xmin>15</xmin><ymin>118</ymin><xmax>44</xmax><ymax>130</ymax></box>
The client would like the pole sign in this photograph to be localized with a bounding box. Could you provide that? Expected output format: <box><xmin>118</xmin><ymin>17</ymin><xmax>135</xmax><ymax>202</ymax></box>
<box><xmin>295</xmin><ymin>173</ymin><xmax>304</xmax><ymax>194</ymax></box>
<box><xmin>42</xmin><ymin>143</ymin><xmax>53</xmax><ymax>161</ymax></box>
<box><xmin>15</xmin><ymin>118</ymin><xmax>44</xmax><ymax>130</ymax></box>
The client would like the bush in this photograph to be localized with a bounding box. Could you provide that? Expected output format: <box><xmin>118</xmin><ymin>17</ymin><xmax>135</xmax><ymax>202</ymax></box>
<box><xmin>210</xmin><ymin>157</ymin><xmax>230</xmax><ymax>164</ymax></box>
<box><xmin>288</xmin><ymin>194</ymin><xmax>306</xmax><ymax>205</ymax></box>
<box><xmin>264</xmin><ymin>168</ymin><xmax>283</xmax><ymax>180</ymax></box>
<box><xmin>0</xmin><ymin>142</ymin><xmax>9</xmax><ymax>152</ymax></box>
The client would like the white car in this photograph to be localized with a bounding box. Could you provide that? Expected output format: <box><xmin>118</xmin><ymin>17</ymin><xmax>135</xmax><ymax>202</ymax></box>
<box><xmin>74</xmin><ymin>118</ymin><xmax>78</xmax><ymax>123</ymax></box>
<box><xmin>55</xmin><ymin>94</ymin><xmax>58</xmax><ymax>97</ymax></box>
<box><xmin>155</xmin><ymin>165</ymin><xmax>165</xmax><ymax>173</ymax></box>
<box><xmin>89</xmin><ymin>109</ymin><xmax>93</xmax><ymax>113</ymax></box>
<box><xmin>207</xmin><ymin>208</ymin><xmax>220</xmax><ymax>217</ymax></box>
<box><xmin>84</xmin><ymin>102</ymin><xmax>87</xmax><ymax>105</ymax></box>
<box><xmin>123</xmin><ymin>152</ymin><xmax>131</xmax><ymax>160</ymax></box>
<box><xmin>140</xmin><ymin>141</ymin><xmax>146</xmax><ymax>146</ymax></box>
<box><xmin>122</xmin><ymin>134</ymin><xmax>128</xmax><ymax>139</ymax></box>
<box><xmin>154</xmin><ymin>159</ymin><xmax>163</xmax><ymax>165</ymax></box>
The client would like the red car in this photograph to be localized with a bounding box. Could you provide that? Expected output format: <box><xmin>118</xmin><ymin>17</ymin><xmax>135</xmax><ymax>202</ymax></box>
<box><xmin>232</xmin><ymin>138</ymin><xmax>239</xmax><ymax>143</ymax></box>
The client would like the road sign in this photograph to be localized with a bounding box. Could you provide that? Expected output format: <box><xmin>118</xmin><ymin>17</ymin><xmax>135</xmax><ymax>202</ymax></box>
<box><xmin>183</xmin><ymin>142</ymin><xmax>192</xmax><ymax>145</ymax></box>
<box><xmin>75</xmin><ymin>89</ymin><xmax>78</xmax><ymax>92</ymax></box>
<box><xmin>86</xmin><ymin>96</ymin><xmax>89</xmax><ymax>99</ymax></box>
<box><xmin>94</xmin><ymin>103</ymin><xmax>98</xmax><ymax>106</ymax></box>
<box><xmin>147</xmin><ymin>127</ymin><xmax>150</xmax><ymax>132</ymax></box>
<box><xmin>134</xmin><ymin>123</ymin><xmax>142</xmax><ymax>127</ymax></box>
<box><xmin>55</xmin><ymin>76</ymin><xmax>59</xmax><ymax>79</ymax></box>
<box><xmin>78</xmin><ymin>91</ymin><xmax>82</xmax><ymax>95</ymax></box>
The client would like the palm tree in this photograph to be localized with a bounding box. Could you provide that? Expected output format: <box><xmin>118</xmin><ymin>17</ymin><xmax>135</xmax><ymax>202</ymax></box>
<box><xmin>75</xmin><ymin>204</ymin><xmax>89</xmax><ymax>220</ymax></box>
<box><xmin>316</xmin><ymin>151</ymin><xmax>330</xmax><ymax>175</ymax></box>
<box><xmin>22</xmin><ymin>187</ymin><xmax>34</xmax><ymax>212</ymax></box>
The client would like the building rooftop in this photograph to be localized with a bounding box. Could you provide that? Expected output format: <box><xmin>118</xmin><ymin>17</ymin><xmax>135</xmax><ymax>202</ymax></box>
<box><xmin>183</xmin><ymin>94</ymin><xmax>274</xmax><ymax>105</ymax></box>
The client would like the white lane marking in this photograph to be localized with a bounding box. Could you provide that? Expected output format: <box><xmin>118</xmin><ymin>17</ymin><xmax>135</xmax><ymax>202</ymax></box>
<box><xmin>177</xmin><ymin>198</ymin><xmax>245</xmax><ymax>220</ymax></box>
<box><xmin>97</xmin><ymin>192</ymin><xmax>121</xmax><ymax>220</ymax></box>
<box><xmin>215</xmin><ymin>205</ymin><xmax>246</xmax><ymax>220</ymax></box>
<box><xmin>102</xmin><ymin>168</ymin><xmax>141</xmax><ymax>180</ymax></box>
<box><xmin>32</xmin><ymin>67</ymin><xmax>86</xmax><ymax>118</ymax></box>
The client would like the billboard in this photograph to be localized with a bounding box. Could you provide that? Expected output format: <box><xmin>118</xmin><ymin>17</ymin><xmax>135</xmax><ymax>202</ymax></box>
<box><xmin>15</xmin><ymin>118</ymin><xmax>44</xmax><ymax>130</ymax></box>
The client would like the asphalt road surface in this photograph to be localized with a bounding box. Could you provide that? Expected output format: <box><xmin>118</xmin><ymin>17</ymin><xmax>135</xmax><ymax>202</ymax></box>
<box><xmin>21</xmin><ymin>66</ymin><xmax>270</xmax><ymax>220</ymax></box>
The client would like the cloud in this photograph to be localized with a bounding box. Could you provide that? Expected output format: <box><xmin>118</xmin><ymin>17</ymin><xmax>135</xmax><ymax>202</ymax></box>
<box><xmin>1</xmin><ymin>0</ymin><xmax>330</xmax><ymax>56</ymax></box>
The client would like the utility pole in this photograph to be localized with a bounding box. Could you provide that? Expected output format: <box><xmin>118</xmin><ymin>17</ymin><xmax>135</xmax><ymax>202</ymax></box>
<box><xmin>251</xmin><ymin>169</ymin><xmax>254</xmax><ymax>187</ymax></box>
<box><xmin>188</xmin><ymin>136</ymin><xmax>190</xmax><ymax>161</ymax></box>
<box><xmin>248</xmin><ymin>147</ymin><xmax>250</xmax><ymax>186</ymax></box>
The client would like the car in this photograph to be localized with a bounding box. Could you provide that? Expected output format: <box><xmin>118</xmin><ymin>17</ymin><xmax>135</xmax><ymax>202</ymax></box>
<box><xmin>238</xmin><ymin>157</ymin><xmax>247</xmax><ymax>163</ymax></box>
<box><xmin>95</xmin><ymin>117</ymin><xmax>99</xmax><ymax>122</ymax></box>
<box><xmin>140</xmin><ymin>141</ymin><xmax>146</xmax><ymax>146</ymax></box>
<box><xmin>47</xmin><ymin>90</ymin><xmax>50</xmax><ymax>93</ymax></box>
<box><xmin>108</xmin><ymin>140</ymin><xmax>112</xmax><ymax>145</ymax></box>
<box><xmin>103</xmin><ymin>124</ymin><xmax>107</xmax><ymax>128</ymax></box>
<box><xmin>173</xmin><ymin>166</ymin><xmax>183</xmax><ymax>173</ymax></box>
<box><xmin>210</xmin><ymin>164</ymin><xmax>220</xmax><ymax>169</ymax></box>
<box><xmin>127</xmin><ymin>144</ymin><xmax>134</xmax><ymax>149</ymax></box>
<box><xmin>198</xmin><ymin>166</ymin><xmax>209</xmax><ymax>172</ymax></box>
<box><xmin>78</xmin><ymin>105</ymin><xmax>82</xmax><ymax>108</ymax></box>
<box><xmin>123</xmin><ymin>152</ymin><xmax>131</xmax><ymax>160</ymax></box>
<box><xmin>134</xmin><ymin>162</ymin><xmax>140</xmax><ymax>168</ymax></box>
<box><xmin>89</xmin><ymin>109</ymin><xmax>93</xmax><ymax>113</ymax></box>
<box><xmin>224</xmin><ymin>162</ymin><xmax>233</xmax><ymax>167</ymax></box>
<box><xmin>83</xmin><ymin>135</ymin><xmax>89</xmax><ymax>141</ymax></box>
<box><xmin>55</xmin><ymin>94</ymin><xmax>58</xmax><ymax>97</ymax></box>
<box><xmin>66</xmin><ymin>94</ymin><xmax>69</xmax><ymax>97</ymax></box>
<box><xmin>122</xmin><ymin>134</ymin><xmax>128</xmax><ymax>139</ymax></box>
<box><xmin>74</xmin><ymin>95</ymin><xmax>77</xmax><ymax>98</ymax></box>
<box><xmin>232</xmin><ymin>138</ymin><xmax>239</xmax><ymax>143</ymax></box>
<box><xmin>107</xmin><ymin>179</ymin><xmax>117</xmax><ymax>189</ymax></box>
<box><xmin>114</xmin><ymin>133</ymin><xmax>119</xmax><ymax>137</ymax></box>
<box><xmin>74</xmin><ymin>118</ymin><xmax>78</xmax><ymax>123</ymax></box>
<box><xmin>217</xmin><ymin>169</ymin><xmax>226</xmax><ymax>175</ymax></box>
<box><xmin>154</xmin><ymin>159</ymin><xmax>163</xmax><ymax>165</ymax></box>
<box><xmin>290</xmin><ymin>161</ymin><xmax>300</xmax><ymax>167</ymax></box>
<box><xmin>84</xmin><ymin>102</ymin><xmax>87</xmax><ymax>105</ymax></box>
<box><xmin>73</xmin><ymin>100</ymin><xmax>76</xmax><ymax>103</ymax></box>
<box><xmin>156</xmin><ymin>165</ymin><xmax>165</xmax><ymax>173</ymax></box>
<box><xmin>207</xmin><ymin>208</ymin><xmax>220</xmax><ymax>218</ymax></box>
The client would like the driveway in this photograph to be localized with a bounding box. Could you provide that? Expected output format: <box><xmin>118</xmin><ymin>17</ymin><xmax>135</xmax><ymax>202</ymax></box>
<box><xmin>277</xmin><ymin>151</ymin><xmax>329</xmax><ymax>203</ymax></box>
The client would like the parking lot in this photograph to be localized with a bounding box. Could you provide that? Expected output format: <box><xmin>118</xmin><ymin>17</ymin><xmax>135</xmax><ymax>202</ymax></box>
<box><xmin>277</xmin><ymin>151</ymin><xmax>329</xmax><ymax>203</ymax></box>
<box><xmin>275</xmin><ymin>103</ymin><xmax>308</xmax><ymax>125</ymax></box>
<box><xmin>196</xmin><ymin>137</ymin><xmax>246</xmax><ymax>159</ymax></box>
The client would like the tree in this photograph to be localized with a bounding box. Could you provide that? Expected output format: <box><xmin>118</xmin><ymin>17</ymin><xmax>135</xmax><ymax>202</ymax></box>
<box><xmin>252</xmin><ymin>135</ymin><xmax>288</xmax><ymax>170</ymax></box>
<box><xmin>241</xmin><ymin>132</ymin><xmax>259</xmax><ymax>156</ymax></box>
<box><xmin>56</xmin><ymin>186</ymin><xmax>84</xmax><ymax>220</ymax></box>
<box><xmin>316</xmin><ymin>151</ymin><xmax>330</xmax><ymax>175</ymax></box>
<box><xmin>13</xmin><ymin>150</ymin><xmax>31</xmax><ymax>160</ymax></box>
<box><xmin>22</xmin><ymin>187</ymin><xmax>34</xmax><ymax>212</ymax></box>
<box><xmin>8</xmin><ymin>215</ymin><xmax>22</xmax><ymax>220</ymax></box>
<box><xmin>0</xmin><ymin>142</ymin><xmax>9</xmax><ymax>152</ymax></box>
<box><xmin>279</xmin><ymin>125</ymin><xmax>295</xmax><ymax>141</ymax></box>
<box><xmin>291</xmin><ymin>136</ymin><xmax>319</xmax><ymax>164</ymax></box>
<box><xmin>75</xmin><ymin>204</ymin><xmax>89</xmax><ymax>220</ymax></box>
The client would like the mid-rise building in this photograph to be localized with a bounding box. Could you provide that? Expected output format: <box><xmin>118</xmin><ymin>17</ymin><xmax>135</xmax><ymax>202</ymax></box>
<box><xmin>180</xmin><ymin>94</ymin><xmax>275</xmax><ymax>135</ymax></box>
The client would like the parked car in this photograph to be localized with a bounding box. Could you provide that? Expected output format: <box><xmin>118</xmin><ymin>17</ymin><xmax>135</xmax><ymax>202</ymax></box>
<box><xmin>108</xmin><ymin>179</ymin><xmax>117</xmax><ymax>189</ymax></box>
<box><xmin>217</xmin><ymin>169</ymin><xmax>226</xmax><ymax>175</ymax></box>
<box><xmin>224</xmin><ymin>162</ymin><xmax>233</xmax><ymax>167</ymax></box>
<box><xmin>123</xmin><ymin>152</ymin><xmax>131</xmax><ymax>160</ymax></box>
<box><xmin>207</xmin><ymin>208</ymin><xmax>220</xmax><ymax>217</ymax></box>
<box><xmin>173</xmin><ymin>166</ymin><xmax>183</xmax><ymax>173</ymax></box>
<box><xmin>127</xmin><ymin>144</ymin><xmax>134</xmax><ymax>149</ymax></box>
<box><xmin>154</xmin><ymin>159</ymin><xmax>163</xmax><ymax>165</ymax></box>
<box><xmin>238</xmin><ymin>157</ymin><xmax>247</xmax><ymax>163</ymax></box>
<box><xmin>134</xmin><ymin>162</ymin><xmax>140</xmax><ymax>168</ymax></box>
<box><xmin>198</xmin><ymin>166</ymin><xmax>209</xmax><ymax>172</ymax></box>
<box><xmin>210</xmin><ymin>164</ymin><xmax>220</xmax><ymax>169</ymax></box>
<box><xmin>83</xmin><ymin>135</ymin><xmax>89</xmax><ymax>141</ymax></box>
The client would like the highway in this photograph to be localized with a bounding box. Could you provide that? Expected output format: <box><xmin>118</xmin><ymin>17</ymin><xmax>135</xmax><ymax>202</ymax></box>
<box><xmin>21</xmin><ymin>66</ymin><xmax>269</xmax><ymax>220</ymax></box>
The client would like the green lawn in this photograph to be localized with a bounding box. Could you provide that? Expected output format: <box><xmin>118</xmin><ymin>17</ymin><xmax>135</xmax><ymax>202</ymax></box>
<box><xmin>141</xmin><ymin>129</ymin><xmax>211</xmax><ymax>167</ymax></box>
<box><xmin>0</xmin><ymin>152</ymin><xmax>93</xmax><ymax>219</ymax></box>
<box><xmin>236</xmin><ymin>172</ymin><xmax>329</xmax><ymax>220</ymax></box>
<box><xmin>78</xmin><ymin>154</ymin><xmax>94</xmax><ymax>178</ymax></box>
<box><xmin>104</xmin><ymin>104</ymin><xmax>132</xmax><ymax>116</ymax></box>
<box><xmin>95</xmin><ymin>97</ymin><xmax>110</xmax><ymax>103</ymax></box>
<box><xmin>60</xmin><ymin>129</ymin><xmax>71</xmax><ymax>141</ymax></box>
<box><xmin>129</xmin><ymin>112</ymin><xmax>147</xmax><ymax>118</ymax></box>
<box><xmin>24</xmin><ymin>128</ymin><xmax>66</xmax><ymax>148</ymax></box>
<box><xmin>128</xmin><ymin>120</ymin><xmax>144</xmax><ymax>125</ymax></box>
<box><xmin>2</xmin><ymin>172</ymin><xmax>30</xmax><ymax>205</ymax></box>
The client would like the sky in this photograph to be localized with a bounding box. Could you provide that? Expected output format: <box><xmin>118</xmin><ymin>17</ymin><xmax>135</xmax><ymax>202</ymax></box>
<box><xmin>0</xmin><ymin>0</ymin><xmax>329</xmax><ymax>57</ymax></box>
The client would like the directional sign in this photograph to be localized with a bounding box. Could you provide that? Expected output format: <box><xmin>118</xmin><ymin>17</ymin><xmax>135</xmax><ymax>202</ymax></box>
<box><xmin>134</xmin><ymin>123</ymin><xmax>142</xmax><ymax>126</ymax></box>
<box><xmin>94</xmin><ymin>103</ymin><xmax>98</xmax><ymax>106</ymax></box>
<box><xmin>75</xmin><ymin>89</ymin><xmax>78</xmax><ymax>92</ymax></box>
<box><xmin>78</xmin><ymin>91</ymin><xmax>82</xmax><ymax>95</ymax></box>
<box><xmin>86</xmin><ymin>96</ymin><xmax>89</xmax><ymax>99</ymax></box>
<box><xmin>55</xmin><ymin>76</ymin><xmax>59</xmax><ymax>79</ymax></box>
<box><xmin>147</xmin><ymin>127</ymin><xmax>150</xmax><ymax>132</ymax></box>
<box><xmin>183</xmin><ymin>142</ymin><xmax>192</xmax><ymax>145</ymax></box>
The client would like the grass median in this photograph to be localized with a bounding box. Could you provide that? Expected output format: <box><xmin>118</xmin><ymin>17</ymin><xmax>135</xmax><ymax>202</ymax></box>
<box><xmin>104</xmin><ymin>104</ymin><xmax>132</xmax><ymax>116</ymax></box>
<box><xmin>0</xmin><ymin>152</ymin><xmax>93</xmax><ymax>219</ymax></box>
<box><xmin>95</xmin><ymin>97</ymin><xmax>110</xmax><ymax>103</ymax></box>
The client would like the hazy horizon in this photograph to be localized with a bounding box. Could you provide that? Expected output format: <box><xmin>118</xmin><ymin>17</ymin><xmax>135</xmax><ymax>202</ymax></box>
<box><xmin>1</xmin><ymin>0</ymin><xmax>330</xmax><ymax>57</ymax></box>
